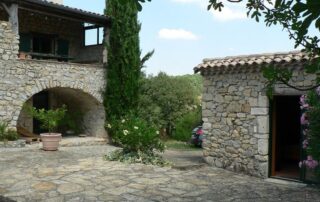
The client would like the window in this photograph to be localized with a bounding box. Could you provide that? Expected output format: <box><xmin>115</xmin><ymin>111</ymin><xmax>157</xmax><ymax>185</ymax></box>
<box><xmin>33</xmin><ymin>34</ymin><xmax>54</xmax><ymax>54</ymax></box>
<box><xmin>84</xmin><ymin>23</ymin><xmax>104</xmax><ymax>46</ymax></box>
<box><xmin>19</xmin><ymin>33</ymin><xmax>70</xmax><ymax>60</ymax></box>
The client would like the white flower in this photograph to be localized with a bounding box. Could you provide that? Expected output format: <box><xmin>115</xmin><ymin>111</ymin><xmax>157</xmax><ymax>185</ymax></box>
<box><xmin>107</xmin><ymin>124</ymin><xmax>112</xmax><ymax>129</ymax></box>
<box><xmin>121</xmin><ymin>119</ymin><xmax>126</xmax><ymax>123</ymax></box>
<box><xmin>123</xmin><ymin>130</ymin><xmax>129</xmax><ymax>136</ymax></box>
<box><xmin>156</xmin><ymin>131</ymin><xmax>159</xmax><ymax>135</ymax></box>
<box><xmin>134</xmin><ymin>126</ymin><xmax>139</xmax><ymax>130</ymax></box>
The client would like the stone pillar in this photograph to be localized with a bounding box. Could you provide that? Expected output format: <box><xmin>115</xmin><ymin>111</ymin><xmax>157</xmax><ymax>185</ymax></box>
<box><xmin>1</xmin><ymin>3</ymin><xmax>19</xmax><ymax>35</ymax></box>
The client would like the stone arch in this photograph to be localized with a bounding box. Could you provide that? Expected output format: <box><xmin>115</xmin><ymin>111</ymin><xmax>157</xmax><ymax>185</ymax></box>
<box><xmin>14</xmin><ymin>79</ymin><xmax>107</xmax><ymax>138</ymax></box>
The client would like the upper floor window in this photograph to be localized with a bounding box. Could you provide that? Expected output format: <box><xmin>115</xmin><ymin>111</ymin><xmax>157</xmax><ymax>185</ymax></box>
<box><xmin>84</xmin><ymin>23</ymin><xmax>104</xmax><ymax>46</ymax></box>
<box><xmin>33</xmin><ymin>34</ymin><xmax>55</xmax><ymax>54</ymax></box>
<box><xmin>19</xmin><ymin>33</ymin><xmax>69</xmax><ymax>61</ymax></box>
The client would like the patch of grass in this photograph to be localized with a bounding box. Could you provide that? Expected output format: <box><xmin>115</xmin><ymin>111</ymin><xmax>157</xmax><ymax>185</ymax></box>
<box><xmin>164</xmin><ymin>140</ymin><xmax>202</xmax><ymax>151</ymax></box>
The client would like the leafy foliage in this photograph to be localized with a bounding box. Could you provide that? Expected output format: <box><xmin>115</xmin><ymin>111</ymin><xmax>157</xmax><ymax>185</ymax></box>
<box><xmin>104</xmin><ymin>0</ymin><xmax>142</xmax><ymax>119</ymax></box>
<box><xmin>173</xmin><ymin>106</ymin><xmax>202</xmax><ymax>142</ymax></box>
<box><xmin>105</xmin><ymin>149</ymin><xmax>170</xmax><ymax>166</ymax></box>
<box><xmin>0</xmin><ymin>122</ymin><xmax>19</xmax><ymax>141</ymax></box>
<box><xmin>301</xmin><ymin>90</ymin><xmax>320</xmax><ymax>179</ymax></box>
<box><xmin>26</xmin><ymin>105</ymin><xmax>67</xmax><ymax>133</ymax></box>
<box><xmin>107</xmin><ymin>114</ymin><xmax>164</xmax><ymax>154</ymax></box>
<box><xmin>138</xmin><ymin>73</ymin><xmax>202</xmax><ymax>136</ymax></box>
<box><xmin>207</xmin><ymin>0</ymin><xmax>320</xmax><ymax>93</ymax></box>
<box><xmin>118</xmin><ymin>0</ymin><xmax>151</xmax><ymax>11</ymax></box>
<box><xmin>164</xmin><ymin>140</ymin><xmax>201</xmax><ymax>151</ymax></box>
<box><xmin>59</xmin><ymin>111</ymin><xmax>84</xmax><ymax>135</ymax></box>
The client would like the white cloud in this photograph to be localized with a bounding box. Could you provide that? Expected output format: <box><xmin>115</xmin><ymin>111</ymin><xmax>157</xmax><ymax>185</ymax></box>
<box><xmin>172</xmin><ymin>0</ymin><xmax>247</xmax><ymax>22</ymax></box>
<box><xmin>171</xmin><ymin>0</ymin><xmax>201</xmax><ymax>3</ymax></box>
<box><xmin>210</xmin><ymin>6</ymin><xmax>247</xmax><ymax>21</ymax></box>
<box><xmin>158</xmin><ymin>29</ymin><xmax>199</xmax><ymax>40</ymax></box>
<box><xmin>171</xmin><ymin>0</ymin><xmax>207</xmax><ymax>8</ymax></box>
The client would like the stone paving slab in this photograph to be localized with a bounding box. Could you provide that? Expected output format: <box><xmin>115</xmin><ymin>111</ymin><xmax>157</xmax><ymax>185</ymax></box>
<box><xmin>0</xmin><ymin>145</ymin><xmax>319</xmax><ymax>202</ymax></box>
<box><xmin>161</xmin><ymin>150</ymin><xmax>206</xmax><ymax>170</ymax></box>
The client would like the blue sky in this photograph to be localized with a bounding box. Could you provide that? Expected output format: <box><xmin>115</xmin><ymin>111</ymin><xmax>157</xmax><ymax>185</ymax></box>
<box><xmin>64</xmin><ymin>0</ymin><xmax>299</xmax><ymax>76</ymax></box>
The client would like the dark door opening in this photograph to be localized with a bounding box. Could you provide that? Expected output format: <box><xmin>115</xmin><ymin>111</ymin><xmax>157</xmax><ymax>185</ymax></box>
<box><xmin>271</xmin><ymin>95</ymin><xmax>301</xmax><ymax>180</ymax></box>
<box><xmin>33</xmin><ymin>91</ymin><xmax>49</xmax><ymax>134</ymax></box>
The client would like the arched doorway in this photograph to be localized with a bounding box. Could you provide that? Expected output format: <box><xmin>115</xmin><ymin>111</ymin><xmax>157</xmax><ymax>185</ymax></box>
<box><xmin>17</xmin><ymin>87</ymin><xmax>107</xmax><ymax>138</ymax></box>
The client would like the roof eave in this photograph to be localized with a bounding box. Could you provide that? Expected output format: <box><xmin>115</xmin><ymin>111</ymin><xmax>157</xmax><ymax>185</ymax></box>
<box><xmin>5</xmin><ymin>0</ymin><xmax>111</xmax><ymax>27</ymax></box>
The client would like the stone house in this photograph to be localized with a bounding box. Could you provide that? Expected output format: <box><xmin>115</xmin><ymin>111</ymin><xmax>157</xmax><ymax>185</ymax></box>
<box><xmin>0</xmin><ymin>0</ymin><xmax>110</xmax><ymax>138</ymax></box>
<box><xmin>195</xmin><ymin>51</ymin><xmax>317</xmax><ymax>182</ymax></box>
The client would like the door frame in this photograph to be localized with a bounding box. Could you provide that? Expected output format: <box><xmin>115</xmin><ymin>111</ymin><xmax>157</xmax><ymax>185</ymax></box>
<box><xmin>269</xmin><ymin>95</ymin><xmax>303</xmax><ymax>181</ymax></box>
<box><xmin>32</xmin><ymin>90</ymin><xmax>49</xmax><ymax>134</ymax></box>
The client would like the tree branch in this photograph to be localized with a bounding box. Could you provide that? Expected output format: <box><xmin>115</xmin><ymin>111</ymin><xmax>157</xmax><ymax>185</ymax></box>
<box><xmin>279</xmin><ymin>78</ymin><xmax>320</xmax><ymax>91</ymax></box>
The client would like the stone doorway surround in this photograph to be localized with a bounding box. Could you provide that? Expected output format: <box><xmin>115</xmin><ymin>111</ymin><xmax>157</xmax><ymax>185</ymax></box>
<box><xmin>194</xmin><ymin>51</ymin><xmax>317</xmax><ymax>178</ymax></box>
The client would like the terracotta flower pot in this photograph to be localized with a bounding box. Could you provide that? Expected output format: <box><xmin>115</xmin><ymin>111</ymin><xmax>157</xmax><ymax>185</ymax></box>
<box><xmin>19</xmin><ymin>52</ymin><xmax>27</xmax><ymax>59</ymax></box>
<box><xmin>40</xmin><ymin>133</ymin><xmax>62</xmax><ymax>151</ymax></box>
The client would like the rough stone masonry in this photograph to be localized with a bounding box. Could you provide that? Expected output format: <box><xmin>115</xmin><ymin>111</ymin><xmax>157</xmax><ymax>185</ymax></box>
<box><xmin>195</xmin><ymin>52</ymin><xmax>317</xmax><ymax>178</ymax></box>
<box><xmin>0</xmin><ymin>21</ymin><xmax>107</xmax><ymax>138</ymax></box>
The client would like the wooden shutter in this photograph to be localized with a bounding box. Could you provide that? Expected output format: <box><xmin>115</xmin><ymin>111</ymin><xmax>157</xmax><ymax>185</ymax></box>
<box><xmin>57</xmin><ymin>39</ymin><xmax>69</xmax><ymax>56</ymax></box>
<box><xmin>19</xmin><ymin>33</ymin><xmax>31</xmax><ymax>52</ymax></box>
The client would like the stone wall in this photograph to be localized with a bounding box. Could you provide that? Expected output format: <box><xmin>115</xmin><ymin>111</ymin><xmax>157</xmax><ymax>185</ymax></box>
<box><xmin>0</xmin><ymin>21</ymin><xmax>107</xmax><ymax>138</ymax></box>
<box><xmin>0</xmin><ymin>21</ymin><xmax>19</xmax><ymax>60</ymax></box>
<box><xmin>201</xmin><ymin>64</ymin><xmax>317</xmax><ymax>178</ymax></box>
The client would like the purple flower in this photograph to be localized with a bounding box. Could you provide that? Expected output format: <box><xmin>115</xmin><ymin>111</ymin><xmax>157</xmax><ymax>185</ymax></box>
<box><xmin>303</xmin><ymin>129</ymin><xmax>308</xmax><ymax>136</ymax></box>
<box><xmin>302</xmin><ymin>139</ymin><xmax>309</xmax><ymax>149</ymax></box>
<box><xmin>300</xmin><ymin>95</ymin><xmax>307</xmax><ymax>105</ymax></box>
<box><xmin>305</xmin><ymin>156</ymin><xmax>319</xmax><ymax>169</ymax></box>
<box><xmin>300</xmin><ymin>113</ymin><xmax>309</xmax><ymax>125</ymax></box>
<box><xmin>300</xmin><ymin>95</ymin><xmax>309</xmax><ymax>109</ymax></box>
<box><xmin>316</xmin><ymin>86</ymin><xmax>320</xmax><ymax>96</ymax></box>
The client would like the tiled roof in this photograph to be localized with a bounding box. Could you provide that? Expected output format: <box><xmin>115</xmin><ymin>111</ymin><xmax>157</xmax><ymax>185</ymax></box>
<box><xmin>13</xmin><ymin>0</ymin><xmax>110</xmax><ymax>26</ymax></box>
<box><xmin>194</xmin><ymin>51</ymin><xmax>310</xmax><ymax>74</ymax></box>
<box><xmin>36</xmin><ymin>0</ymin><xmax>105</xmax><ymax>18</ymax></box>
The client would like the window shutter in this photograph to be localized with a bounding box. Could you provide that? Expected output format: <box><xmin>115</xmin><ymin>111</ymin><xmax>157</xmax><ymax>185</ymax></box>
<box><xmin>57</xmin><ymin>39</ymin><xmax>69</xmax><ymax>57</ymax></box>
<box><xmin>19</xmin><ymin>33</ymin><xmax>31</xmax><ymax>52</ymax></box>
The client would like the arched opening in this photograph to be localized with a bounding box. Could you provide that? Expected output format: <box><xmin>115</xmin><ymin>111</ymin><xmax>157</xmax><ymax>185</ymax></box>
<box><xmin>17</xmin><ymin>87</ymin><xmax>107</xmax><ymax>138</ymax></box>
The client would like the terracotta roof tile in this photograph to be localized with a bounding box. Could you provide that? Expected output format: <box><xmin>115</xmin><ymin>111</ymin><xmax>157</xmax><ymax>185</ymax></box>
<box><xmin>195</xmin><ymin>51</ymin><xmax>310</xmax><ymax>73</ymax></box>
<box><xmin>38</xmin><ymin>0</ymin><xmax>105</xmax><ymax>17</ymax></box>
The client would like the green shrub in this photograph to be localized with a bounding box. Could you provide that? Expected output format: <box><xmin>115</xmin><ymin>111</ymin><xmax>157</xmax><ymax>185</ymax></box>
<box><xmin>25</xmin><ymin>105</ymin><xmax>67</xmax><ymax>133</ymax></box>
<box><xmin>0</xmin><ymin>122</ymin><xmax>19</xmax><ymax>141</ymax></box>
<box><xmin>59</xmin><ymin>110</ymin><xmax>84</xmax><ymax>135</ymax></box>
<box><xmin>107</xmin><ymin>114</ymin><xmax>164</xmax><ymax>154</ymax></box>
<box><xmin>105</xmin><ymin>150</ymin><xmax>170</xmax><ymax>166</ymax></box>
<box><xmin>105</xmin><ymin>113</ymin><xmax>167</xmax><ymax>166</ymax></box>
<box><xmin>4</xmin><ymin>129</ymin><xmax>19</xmax><ymax>141</ymax></box>
<box><xmin>173</xmin><ymin>107</ymin><xmax>202</xmax><ymax>142</ymax></box>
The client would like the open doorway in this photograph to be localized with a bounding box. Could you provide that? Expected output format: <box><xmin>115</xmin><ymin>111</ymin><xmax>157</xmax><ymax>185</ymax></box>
<box><xmin>271</xmin><ymin>95</ymin><xmax>301</xmax><ymax>180</ymax></box>
<box><xmin>33</xmin><ymin>91</ymin><xmax>49</xmax><ymax>134</ymax></box>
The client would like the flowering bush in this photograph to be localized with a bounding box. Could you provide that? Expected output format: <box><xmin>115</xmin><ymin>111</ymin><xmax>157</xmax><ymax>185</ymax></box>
<box><xmin>105</xmin><ymin>114</ymin><xmax>167</xmax><ymax>165</ymax></box>
<box><xmin>107</xmin><ymin>115</ymin><xmax>164</xmax><ymax>154</ymax></box>
<box><xmin>299</xmin><ymin>88</ymin><xmax>320</xmax><ymax>179</ymax></box>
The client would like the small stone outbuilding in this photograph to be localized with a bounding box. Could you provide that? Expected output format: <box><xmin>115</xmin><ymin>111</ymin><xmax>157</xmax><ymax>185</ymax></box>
<box><xmin>195</xmin><ymin>51</ymin><xmax>317</xmax><ymax>181</ymax></box>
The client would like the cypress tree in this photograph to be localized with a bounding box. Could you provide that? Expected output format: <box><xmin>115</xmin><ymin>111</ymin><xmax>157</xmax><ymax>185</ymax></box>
<box><xmin>104</xmin><ymin>0</ymin><xmax>141</xmax><ymax>119</ymax></box>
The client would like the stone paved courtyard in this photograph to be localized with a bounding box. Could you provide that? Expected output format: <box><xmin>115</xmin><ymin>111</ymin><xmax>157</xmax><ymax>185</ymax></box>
<box><xmin>0</xmin><ymin>145</ymin><xmax>319</xmax><ymax>202</ymax></box>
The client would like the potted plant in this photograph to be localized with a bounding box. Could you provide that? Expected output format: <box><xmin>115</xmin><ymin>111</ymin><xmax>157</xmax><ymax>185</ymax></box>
<box><xmin>27</xmin><ymin>105</ymin><xmax>67</xmax><ymax>151</ymax></box>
